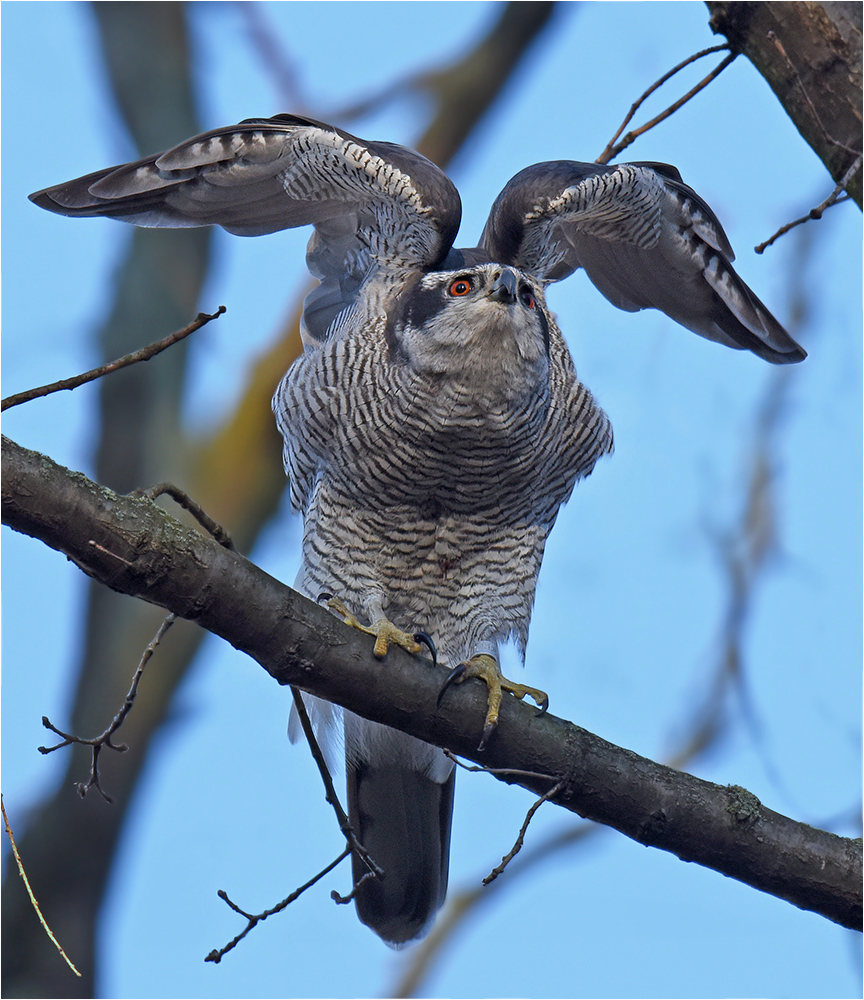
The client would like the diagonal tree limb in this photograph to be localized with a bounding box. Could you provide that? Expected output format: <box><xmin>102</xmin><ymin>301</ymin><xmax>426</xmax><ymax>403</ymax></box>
<box><xmin>705</xmin><ymin>2</ymin><xmax>862</xmax><ymax>206</ymax></box>
<box><xmin>3</xmin><ymin>435</ymin><xmax>860</xmax><ymax>932</ymax></box>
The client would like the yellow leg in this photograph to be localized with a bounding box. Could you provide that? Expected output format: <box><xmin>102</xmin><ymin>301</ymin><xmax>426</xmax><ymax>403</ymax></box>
<box><xmin>438</xmin><ymin>654</ymin><xmax>548</xmax><ymax>750</ymax></box>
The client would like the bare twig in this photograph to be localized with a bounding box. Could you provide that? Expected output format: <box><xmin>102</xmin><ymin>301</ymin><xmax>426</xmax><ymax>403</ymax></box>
<box><xmin>289</xmin><ymin>688</ymin><xmax>383</xmax><ymax>880</ymax></box>
<box><xmin>331</xmin><ymin>870</ymin><xmax>377</xmax><ymax>905</ymax></box>
<box><xmin>482</xmin><ymin>780</ymin><xmax>565</xmax><ymax>885</ymax></box>
<box><xmin>135</xmin><ymin>483</ymin><xmax>236</xmax><ymax>551</ymax></box>
<box><xmin>205</xmin><ymin>847</ymin><xmax>351</xmax><ymax>963</ymax></box>
<box><xmin>595</xmin><ymin>46</ymin><xmax>736</xmax><ymax>164</ymax></box>
<box><xmin>1</xmin><ymin>307</ymin><xmax>226</xmax><ymax>412</ymax></box>
<box><xmin>1</xmin><ymin>795</ymin><xmax>81</xmax><ymax>977</ymax></box>
<box><xmin>442</xmin><ymin>748</ymin><xmax>556</xmax><ymax>783</ymax></box>
<box><xmin>37</xmin><ymin>488</ymin><xmax>233</xmax><ymax>799</ymax></box>
<box><xmin>750</xmin><ymin>31</ymin><xmax>862</xmax><ymax>253</ymax></box>
<box><xmin>38</xmin><ymin>615</ymin><xmax>176</xmax><ymax>801</ymax></box>
<box><xmin>756</xmin><ymin>166</ymin><xmax>857</xmax><ymax>253</ymax></box>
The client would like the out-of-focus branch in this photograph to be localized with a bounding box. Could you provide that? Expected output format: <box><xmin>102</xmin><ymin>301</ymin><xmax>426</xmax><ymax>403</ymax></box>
<box><xmin>322</xmin><ymin>2</ymin><xmax>558</xmax><ymax>167</ymax></box>
<box><xmin>3</xmin><ymin>435</ymin><xmax>861</xmax><ymax>934</ymax></box>
<box><xmin>2</xmin><ymin>7</ymin><xmax>211</xmax><ymax>996</ymax></box>
<box><xmin>402</xmin><ymin>1</ymin><xmax>557</xmax><ymax>167</ymax></box>
<box><xmin>1</xmin><ymin>797</ymin><xmax>81</xmax><ymax>980</ymax></box>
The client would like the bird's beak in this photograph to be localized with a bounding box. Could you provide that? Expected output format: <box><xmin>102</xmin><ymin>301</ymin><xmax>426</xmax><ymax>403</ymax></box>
<box><xmin>488</xmin><ymin>268</ymin><xmax>518</xmax><ymax>304</ymax></box>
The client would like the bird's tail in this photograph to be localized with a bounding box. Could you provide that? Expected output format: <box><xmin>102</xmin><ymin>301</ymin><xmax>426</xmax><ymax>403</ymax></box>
<box><xmin>345</xmin><ymin>715</ymin><xmax>455</xmax><ymax>947</ymax></box>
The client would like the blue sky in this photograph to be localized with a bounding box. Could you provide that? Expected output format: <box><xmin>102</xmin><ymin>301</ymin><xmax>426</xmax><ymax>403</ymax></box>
<box><xmin>3</xmin><ymin>3</ymin><xmax>861</xmax><ymax>998</ymax></box>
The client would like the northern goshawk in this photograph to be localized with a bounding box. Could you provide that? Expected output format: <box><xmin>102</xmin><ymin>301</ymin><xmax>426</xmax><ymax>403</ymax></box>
<box><xmin>30</xmin><ymin>113</ymin><xmax>805</xmax><ymax>947</ymax></box>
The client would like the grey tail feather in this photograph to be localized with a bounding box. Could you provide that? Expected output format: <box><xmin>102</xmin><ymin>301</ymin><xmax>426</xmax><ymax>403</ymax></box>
<box><xmin>347</xmin><ymin>762</ymin><xmax>455</xmax><ymax>947</ymax></box>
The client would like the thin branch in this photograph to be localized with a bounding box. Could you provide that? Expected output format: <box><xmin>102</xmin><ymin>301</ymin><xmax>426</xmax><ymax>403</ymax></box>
<box><xmin>1</xmin><ymin>796</ymin><xmax>81</xmax><ymax>978</ymax></box>
<box><xmin>331</xmin><ymin>871</ymin><xmax>377</xmax><ymax>905</ymax></box>
<box><xmin>442</xmin><ymin>748</ymin><xmax>557</xmax><ymax>784</ymax></box>
<box><xmin>595</xmin><ymin>47</ymin><xmax>737</xmax><ymax>164</ymax></box>
<box><xmin>482</xmin><ymin>780</ymin><xmax>565</xmax><ymax>885</ymax></box>
<box><xmin>1</xmin><ymin>306</ymin><xmax>225</xmax><ymax>412</ymax></box>
<box><xmin>289</xmin><ymin>689</ymin><xmax>383</xmax><ymax>880</ymax></box>
<box><xmin>38</xmin><ymin>614</ymin><xmax>176</xmax><ymax>801</ymax></box>
<box><xmin>756</xmin><ymin>172</ymin><xmax>857</xmax><ymax>254</ymax></box>
<box><xmin>205</xmin><ymin>848</ymin><xmax>351</xmax><ymax>964</ymax></box>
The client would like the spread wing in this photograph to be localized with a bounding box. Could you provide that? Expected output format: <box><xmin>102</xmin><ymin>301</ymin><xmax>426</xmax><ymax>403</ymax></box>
<box><xmin>478</xmin><ymin>161</ymin><xmax>805</xmax><ymax>364</ymax></box>
<box><xmin>29</xmin><ymin>113</ymin><xmax>462</xmax><ymax>343</ymax></box>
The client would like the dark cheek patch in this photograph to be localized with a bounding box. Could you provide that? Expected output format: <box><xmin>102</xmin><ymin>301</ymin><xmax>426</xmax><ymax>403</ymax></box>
<box><xmin>404</xmin><ymin>282</ymin><xmax>449</xmax><ymax>332</ymax></box>
<box><xmin>384</xmin><ymin>276</ymin><xmax>448</xmax><ymax>363</ymax></box>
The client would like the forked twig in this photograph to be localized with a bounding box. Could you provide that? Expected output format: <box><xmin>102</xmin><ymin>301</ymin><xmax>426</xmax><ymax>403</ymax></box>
<box><xmin>206</xmin><ymin>691</ymin><xmax>384</xmax><ymax>961</ymax></box>
<box><xmin>205</xmin><ymin>848</ymin><xmax>351</xmax><ymax>963</ymax></box>
<box><xmin>38</xmin><ymin>484</ymin><xmax>234</xmax><ymax>798</ymax></box>
<box><xmin>440</xmin><ymin>751</ymin><xmax>565</xmax><ymax>883</ymax></box>
<box><xmin>1</xmin><ymin>306</ymin><xmax>226</xmax><ymax>412</ymax></box>
<box><xmin>331</xmin><ymin>870</ymin><xmax>377</xmax><ymax>905</ymax></box>
<box><xmin>2</xmin><ymin>795</ymin><xmax>81</xmax><ymax>977</ymax></box>
<box><xmin>39</xmin><ymin>615</ymin><xmax>176</xmax><ymax>801</ymax></box>
<box><xmin>595</xmin><ymin>45</ymin><xmax>736</xmax><ymax>164</ymax></box>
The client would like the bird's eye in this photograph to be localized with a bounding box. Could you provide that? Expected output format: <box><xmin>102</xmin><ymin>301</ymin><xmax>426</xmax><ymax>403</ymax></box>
<box><xmin>449</xmin><ymin>277</ymin><xmax>473</xmax><ymax>297</ymax></box>
<box><xmin>520</xmin><ymin>287</ymin><xmax>536</xmax><ymax>310</ymax></box>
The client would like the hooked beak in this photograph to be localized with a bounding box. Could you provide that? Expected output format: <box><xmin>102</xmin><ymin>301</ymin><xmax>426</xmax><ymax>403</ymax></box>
<box><xmin>488</xmin><ymin>268</ymin><xmax>518</xmax><ymax>304</ymax></box>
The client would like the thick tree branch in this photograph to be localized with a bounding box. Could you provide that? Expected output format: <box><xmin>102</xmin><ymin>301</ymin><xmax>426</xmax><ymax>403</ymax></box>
<box><xmin>3</xmin><ymin>435</ymin><xmax>860</xmax><ymax>932</ymax></box>
<box><xmin>706</xmin><ymin>2</ymin><xmax>862</xmax><ymax>206</ymax></box>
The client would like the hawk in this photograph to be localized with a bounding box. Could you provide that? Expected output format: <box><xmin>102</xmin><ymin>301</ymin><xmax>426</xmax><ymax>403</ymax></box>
<box><xmin>30</xmin><ymin>113</ymin><xmax>805</xmax><ymax>947</ymax></box>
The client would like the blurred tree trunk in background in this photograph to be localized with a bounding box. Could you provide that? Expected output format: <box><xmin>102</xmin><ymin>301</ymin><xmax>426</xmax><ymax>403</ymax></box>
<box><xmin>1</xmin><ymin>2</ymin><xmax>555</xmax><ymax>996</ymax></box>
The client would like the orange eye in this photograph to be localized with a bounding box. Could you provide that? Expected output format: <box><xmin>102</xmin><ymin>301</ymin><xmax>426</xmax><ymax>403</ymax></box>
<box><xmin>449</xmin><ymin>278</ymin><xmax>472</xmax><ymax>297</ymax></box>
<box><xmin>520</xmin><ymin>288</ymin><xmax>536</xmax><ymax>310</ymax></box>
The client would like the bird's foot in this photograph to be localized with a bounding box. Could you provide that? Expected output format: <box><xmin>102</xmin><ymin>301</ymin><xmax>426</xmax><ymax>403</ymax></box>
<box><xmin>437</xmin><ymin>653</ymin><xmax>548</xmax><ymax>750</ymax></box>
<box><xmin>318</xmin><ymin>593</ymin><xmax>436</xmax><ymax>664</ymax></box>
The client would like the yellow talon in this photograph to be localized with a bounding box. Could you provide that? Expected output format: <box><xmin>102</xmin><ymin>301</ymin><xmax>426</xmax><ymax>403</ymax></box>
<box><xmin>438</xmin><ymin>653</ymin><xmax>548</xmax><ymax>750</ymax></box>
<box><xmin>320</xmin><ymin>594</ymin><xmax>436</xmax><ymax>662</ymax></box>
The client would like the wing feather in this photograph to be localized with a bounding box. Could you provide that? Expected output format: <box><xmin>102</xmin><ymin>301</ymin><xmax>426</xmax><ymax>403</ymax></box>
<box><xmin>479</xmin><ymin>161</ymin><xmax>805</xmax><ymax>364</ymax></box>
<box><xmin>30</xmin><ymin>113</ymin><xmax>462</xmax><ymax>343</ymax></box>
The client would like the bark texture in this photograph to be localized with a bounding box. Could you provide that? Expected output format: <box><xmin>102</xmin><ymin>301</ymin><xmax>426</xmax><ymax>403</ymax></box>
<box><xmin>706</xmin><ymin>2</ymin><xmax>862</xmax><ymax>205</ymax></box>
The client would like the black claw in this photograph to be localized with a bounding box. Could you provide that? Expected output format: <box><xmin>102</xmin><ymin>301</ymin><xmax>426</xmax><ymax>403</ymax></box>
<box><xmin>437</xmin><ymin>663</ymin><xmax>466</xmax><ymax>707</ymax></box>
<box><xmin>413</xmin><ymin>631</ymin><xmax>437</xmax><ymax>667</ymax></box>
<box><xmin>477</xmin><ymin>721</ymin><xmax>497</xmax><ymax>752</ymax></box>
<box><xmin>317</xmin><ymin>592</ymin><xmax>334</xmax><ymax>604</ymax></box>
<box><xmin>536</xmin><ymin>694</ymin><xmax>549</xmax><ymax>716</ymax></box>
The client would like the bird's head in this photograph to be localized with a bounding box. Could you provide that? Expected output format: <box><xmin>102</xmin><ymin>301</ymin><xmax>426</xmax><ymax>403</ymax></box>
<box><xmin>387</xmin><ymin>264</ymin><xmax>551</xmax><ymax>389</ymax></box>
